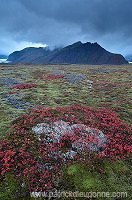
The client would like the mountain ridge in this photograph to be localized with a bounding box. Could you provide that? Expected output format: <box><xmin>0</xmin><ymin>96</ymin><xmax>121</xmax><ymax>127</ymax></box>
<box><xmin>7</xmin><ymin>41</ymin><xmax>128</xmax><ymax>65</ymax></box>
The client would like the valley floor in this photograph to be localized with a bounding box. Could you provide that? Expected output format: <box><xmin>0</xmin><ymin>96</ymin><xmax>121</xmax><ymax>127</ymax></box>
<box><xmin>0</xmin><ymin>63</ymin><xmax>132</xmax><ymax>136</ymax></box>
<box><xmin>0</xmin><ymin>63</ymin><xmax>132</xmax><ymax>200</ymax></box>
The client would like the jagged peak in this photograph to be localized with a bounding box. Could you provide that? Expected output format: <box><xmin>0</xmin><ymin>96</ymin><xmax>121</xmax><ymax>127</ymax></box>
<box><xmin>74</xmin><ymin>41</ymin><xmax>82</xmax><ymax>44</ymax></box>
<box><xmin>71</xmin><ymin>41</ymin><xmax>83</xmax><ymax>46</ymax></box>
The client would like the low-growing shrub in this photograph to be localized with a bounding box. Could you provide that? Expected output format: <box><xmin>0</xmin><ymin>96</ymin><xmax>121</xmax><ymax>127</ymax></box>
<box><xmin>0</xmin><ymin>104</ymin><xmax>131</xmax><ymax>199</ymax></box>
<box><xmin>10</xmin><ymin>84</ymin><xmax>37</xmax><ymax>89</ymax></box>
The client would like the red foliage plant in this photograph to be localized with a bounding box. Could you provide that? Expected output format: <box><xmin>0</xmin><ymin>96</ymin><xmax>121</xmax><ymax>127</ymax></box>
<box><xmin>0</xmin><ymin>104</ymin><xmax>131</xmax><ymax>192</ymax></box>
<box><xmin>94</xmin><ymin>82</ymin><xmax>118</xmax><ymax>88</ymax></box>
<box><xmin>10</xmin><ymin>84</ymin><xmax>37</xmax><ymax>89</ymax></box>
<box><xmin>9</xmin><ymin>91</ymin><xmax>19</xmax><ymax>94</ymax></box>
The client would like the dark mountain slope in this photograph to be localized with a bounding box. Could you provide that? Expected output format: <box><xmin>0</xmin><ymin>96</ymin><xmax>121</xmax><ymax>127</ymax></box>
<box><xmin>7</xmin><ymin>47</ymin><xmax>59</xmax><ymax>63</ymax></box>
<box><xmin>8</xmin><ymin>42</ymin><xmax>128</xmax><ymax>65</ymax></box>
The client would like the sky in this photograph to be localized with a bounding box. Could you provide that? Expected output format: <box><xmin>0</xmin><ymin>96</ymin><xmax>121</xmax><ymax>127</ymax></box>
<box><xmin>0</xmin><ymin>0</ymin><xmax>132</xmax><ymax>56</ymax></box>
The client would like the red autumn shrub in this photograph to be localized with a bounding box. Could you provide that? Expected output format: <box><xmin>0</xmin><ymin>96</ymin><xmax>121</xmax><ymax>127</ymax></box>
<box><xmin>9</xmin><ymin>90</ymin><xmax>19</xmax><ymax>94</ymax></box>
<box><xmin>10</xmin><ymin>84</ymin><xmax>37</xmax><ymax>89</ymax></box>
<box><xmin>94</xmin><ymin>82</ymin><xmax>118</xmax><ymax>88</ymax></box>
<box><xmin>0</xmin><ymin>104</ymin><xmax>131</xmax><ymax>192</ymax></box>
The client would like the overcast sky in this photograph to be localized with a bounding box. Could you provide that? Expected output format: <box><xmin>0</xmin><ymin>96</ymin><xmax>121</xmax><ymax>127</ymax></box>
<box><xmin>0</xmin><ymin>0</ymin><xmax>132</xmax><ymax>56</ymax></box>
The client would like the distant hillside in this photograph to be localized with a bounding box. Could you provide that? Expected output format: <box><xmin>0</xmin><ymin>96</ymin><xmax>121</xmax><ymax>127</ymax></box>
<box><xmin>0</xmin><ymin>54</ymin><xmax>8</xmax><ymax>59</ymax></box>
<box><xmin>125</xmin><ymin>54</ymin><xmax>132</xmax><ymax>62</ymax></box>
<box><xmin>8</xmin><ymin>42</ymin><xmax>128</xmax><ymax>65</ymax></box>
<box><xmin>7</xmin><ymin>47</ymin><xmax>59</xmax><ymax>63</ymax></box>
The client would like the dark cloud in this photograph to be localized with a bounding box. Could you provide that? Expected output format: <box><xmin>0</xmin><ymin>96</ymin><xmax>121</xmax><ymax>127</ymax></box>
<box><xmin>0</xmin><ymin>0</ymin><xmax>132</xmax><ymax>55</ymax></box>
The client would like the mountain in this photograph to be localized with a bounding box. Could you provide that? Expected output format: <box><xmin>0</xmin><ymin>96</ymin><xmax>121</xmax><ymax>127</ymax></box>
<box><xmin>7</xmin><ymin>47</ymin><xmax>59</xmax><ymax>63</ymax></box>
<box><xmin>125</xmin><ymin>54</ymin><xmax>132</xmax><ymax>62</ymax></box>
<box><xmin>0</xmin><ymin>54</ymin><xmax>8</xmax><ymax>59</ymax></box>
<box><xmin>7</xmin><ymin>42</ymin><xmax>128</xmax><ymax>65</ymax></box>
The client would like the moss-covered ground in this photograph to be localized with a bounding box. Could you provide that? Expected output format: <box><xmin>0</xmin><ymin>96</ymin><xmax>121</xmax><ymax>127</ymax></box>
<box><xmin>0</xmin><ymin>63</ymin><xmax>131</xmax><ymax>135</ymax></box>
<box><xmin>0</xmin><ymin>63</ymin><xmax>132</xmax><ymax>199</ymax></box>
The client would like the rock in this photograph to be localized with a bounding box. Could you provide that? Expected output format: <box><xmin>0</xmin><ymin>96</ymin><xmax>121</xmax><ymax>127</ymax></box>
<box><xmin>32</xmin><ymin>120</ymin><xmax>107</xmax><ymax>158</ymax></box>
